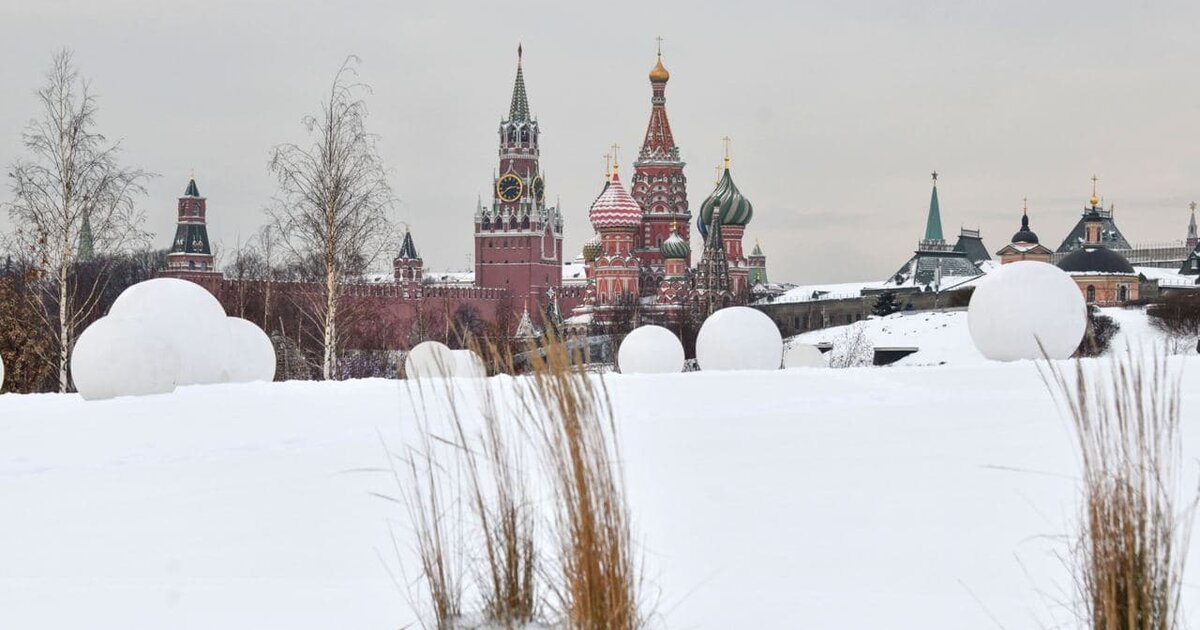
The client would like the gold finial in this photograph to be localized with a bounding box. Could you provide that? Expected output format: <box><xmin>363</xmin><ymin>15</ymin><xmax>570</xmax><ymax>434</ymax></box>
<box><xmin>1090</xmin><ymin>174</ymin><xmax>1100</xmax><ymax>206</ymax></box>
<box><xmin>722</xmin><ymin>136</ymin><xmax>732</xmax><ymax>168</ymax></box>
<box><xmin>603</xmin><ymin>152</ymin><xmax>612</xmax><ymax>180</ymax></box>
<box><xmin>610</xmin><ymin>143</ymin><xmax>620</xmax><ymax>173</ymax></box>
<box><xmin>670</xmin><ymin>217</ymin><xmax>678</xmax><ymax>233</ymax></box>
<box><xmin>649</xmin><ymin>38</ymin><xmax>670</xmax><ymax>82</ymax></box>
<box><xmin>713</xmin><ymin>165</ymin><xmax>721</xmax><ymax>184</ymax></box>
<box><xmin>1023</xmin><ymin>196</ymin><xmax>1028</xmax><ymax>216</ymax></box>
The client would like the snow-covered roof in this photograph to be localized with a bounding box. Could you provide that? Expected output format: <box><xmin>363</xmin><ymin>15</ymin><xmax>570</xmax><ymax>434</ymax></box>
<box><xmin>562</xmin><ymin>255</ymin><xmax>587</xmax><ymax>284</ymax></box>
<box><xmin>424</xmin><ymin>269</ymin><xmax>474</xmax><ymax>285</ymax></box>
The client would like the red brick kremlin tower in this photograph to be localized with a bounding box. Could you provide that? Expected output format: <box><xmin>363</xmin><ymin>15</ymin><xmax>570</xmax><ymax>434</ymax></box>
<box><xmin>631</xmin><ymin>42</ymin><xmax>690</xmax><ymax>295</ymax></box>
<box><xmin>163</xmin><ymin>177</ymin><xmax>220</xmax><ymax>281</ymax></box>
<box><xmin>474</xmin><ymin>45</ymin><xmax>564</xmax><ymax>312</ymax></box>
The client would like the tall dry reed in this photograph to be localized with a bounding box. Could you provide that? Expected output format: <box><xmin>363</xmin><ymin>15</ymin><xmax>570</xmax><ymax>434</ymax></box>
<box><xmin>515</xmin><ymin>333</ymin><xmax>643</xmax><ymax>630</ymax></box>
<box><xmin>1041</xmin><ymin>349</ymin><xmax>1193</xmax><ymax>630</ymax></box>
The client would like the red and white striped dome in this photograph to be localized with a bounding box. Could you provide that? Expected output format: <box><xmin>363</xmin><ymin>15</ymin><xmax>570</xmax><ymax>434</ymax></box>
<box><xmin>588</xmin><ymin>171</ymin><xmax>642</xmax><ymax>230</ymax></box>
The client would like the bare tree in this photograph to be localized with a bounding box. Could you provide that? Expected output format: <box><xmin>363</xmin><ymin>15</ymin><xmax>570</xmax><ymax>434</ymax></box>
<box><xmin>267</xmin><ymin>56</ymin><xmax>395</xmax><ymax>379</ymax></box>
<box><xmin>5</xmin><ymin>50</ymin><xmax>151</xmax><ymax>391</ymax></box>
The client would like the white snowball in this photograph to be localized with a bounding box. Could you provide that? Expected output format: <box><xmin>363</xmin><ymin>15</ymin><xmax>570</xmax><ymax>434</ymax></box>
<box><xmin>0</xmin><ymin>353</ymin><xmax>5</xmax><ymax>393</ymax></box>
<box><xmin>226</xmin><ymin>317</ymin><xmax>277</xmax><ymax>383</ymax></box>
<box><xmin>451</xmin><ymin>349</ymin><xmax>487</xmax><ymax>378</ymax></box>
<box><xmin>405</xmin><ymin>341</ymin><xmax>455</xmax><ymax>379</ymax></box>
<box><xmin>109</xmin><ymin>278</ymin><xmax>231</xmax><ymax>385</ymax></box>
<box><xmin>617</xmin><ymin>325</ymin><xmax>685</xmax><ymax>375</ymax></box>
<box><xmin>783</xmin><ymin>343</ymin><xmax>826</xmax><ymax>368</ymax></box>
<box><xmin>71</xmin><ymin>316</ymin><xmax>180</xmax><ymax>400</ymax></box>
<box><xmin>968</xmin><ymin>261</ymin><xmax>1087</xmax><ymax>361</ymax></box>
<box><xmin>696</xmin><ymin>307</ymin><xmax>784</xmax><ymax>371</ymax></box>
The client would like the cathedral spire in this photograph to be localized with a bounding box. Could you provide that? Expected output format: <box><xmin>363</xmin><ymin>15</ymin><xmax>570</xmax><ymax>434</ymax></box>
<box><xmin>1188</xmin><ymin>201</ymin><xmax>1197</xmax><ymax>250</ymax></box>
<box><xmin>636</xmin><ymin>42</ymin><xmax>678</xmax><ymax>162</ymax></box>
<box><xmin>924</xmin><ymin>171</ymin><xmax>944</xmax><ymax>242</ymax></box>
<box><xmin>508</xmin><ymin>44</ymin><xmax>530</xmax><ymax>122</ymax></box>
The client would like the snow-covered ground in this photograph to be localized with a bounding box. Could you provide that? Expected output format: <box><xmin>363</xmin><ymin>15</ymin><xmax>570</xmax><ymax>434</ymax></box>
<box><xmin>791</xmin><ymin>306</ymin><xmax>1173</xmax><ymax>366</ymax></box>
<box><xmin>1</xmin><ymin>332</ymin><xmax>1197</xmax><ymax>628</ymax></box>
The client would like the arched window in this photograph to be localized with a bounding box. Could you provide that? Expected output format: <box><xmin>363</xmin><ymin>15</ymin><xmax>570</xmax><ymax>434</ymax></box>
<box><xmin>1086</xmin><ymin>285</ymin><xmax>1096</xmax><ymax>303</ymax></box>
<box><xmin>1118</xmin><ymin>285</ymin><xmax>1128</xmax><ymax>302</ymax></box>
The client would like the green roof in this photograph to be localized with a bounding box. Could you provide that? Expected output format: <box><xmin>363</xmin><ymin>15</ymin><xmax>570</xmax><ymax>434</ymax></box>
<box><xmin>924</xmin><ymin>184</ymin><xmax>943</xmax><ymax>242</ymax></box>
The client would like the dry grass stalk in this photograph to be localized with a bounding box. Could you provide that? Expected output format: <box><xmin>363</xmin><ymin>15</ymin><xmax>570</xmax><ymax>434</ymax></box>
<box><xmin>1041</xmin><ymin>349</ymin><xmax>1193</xmax><ymax>630</ymax></box>
<box><xmin>395</xmin><ymin>363</ymin><xmax>467</xmax><ymax>630</ymax></box>
<box><xmin>514</xmin><ymin>330</ymin><xmax>643</xmax><ymax>630</ymax></box>
<box><xmin>452</xmin><ymin>336</ymin><xmax>539</xmax><ymax>627</ymax></box>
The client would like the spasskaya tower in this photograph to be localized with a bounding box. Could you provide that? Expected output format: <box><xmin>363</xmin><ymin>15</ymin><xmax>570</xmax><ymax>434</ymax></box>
<box><xmin>473</xmin><ymin>45</ymin><xmax>564</xmax><ymax>309</ymax></box>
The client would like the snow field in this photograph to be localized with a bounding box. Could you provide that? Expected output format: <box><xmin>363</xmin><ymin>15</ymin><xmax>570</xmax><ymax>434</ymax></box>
<box><xmin>2</xmin><ymin>354</ymin><xmax>1199</xmax><ymax>628</ymax></box>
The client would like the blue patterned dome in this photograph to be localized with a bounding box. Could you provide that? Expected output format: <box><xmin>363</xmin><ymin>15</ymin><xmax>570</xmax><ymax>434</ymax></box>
<box><xmin>698</xmin><ymin>167</ymin><xmax>753</xmax><ymax>233</ymax></box>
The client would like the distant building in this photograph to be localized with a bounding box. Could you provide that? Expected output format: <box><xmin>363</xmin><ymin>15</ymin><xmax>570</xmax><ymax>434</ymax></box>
<box><xmin>996</xmin><ymin>201</ymin><xmax>1052</xmax><ymax>264</ymax></box>
<box><xmin>884</xmin><ymin>173</ymin><xmax>984</xmax><ymax>291</ymax></box>
<box><xmin>1056</xmin><ymin>189</ymin><xmax>1139</xmax><ymax>306</ymax></box>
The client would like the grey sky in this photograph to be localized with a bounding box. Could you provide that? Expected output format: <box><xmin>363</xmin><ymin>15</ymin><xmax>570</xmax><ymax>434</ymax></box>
<box><xmin>2</xmin><ymin>0</ymin><xmax>1199</xmax><ymax>284</ymax></box>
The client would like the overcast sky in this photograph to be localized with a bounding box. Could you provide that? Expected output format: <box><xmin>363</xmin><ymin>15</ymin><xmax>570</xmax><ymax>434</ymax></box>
<box><xmin>2</xmin><ymin>0</ymin><xmax>1199</xmax><ymax>283</ymax></box>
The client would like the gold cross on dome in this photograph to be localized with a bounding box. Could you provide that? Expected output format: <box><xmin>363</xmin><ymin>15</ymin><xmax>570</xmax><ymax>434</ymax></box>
<box><xmin>656</xmin><ymin>36</ymin><xmax>664</xmax><ymax>55</ymax></box>
<box><xmin>610</xmin><ymin>143</ymin><xmax>621</xmax><ymax>170</ymax></box>
<box><xmin>603</xmin><ymin>152</ymin><xmax>612</xmax><ymax>178</ymax></box>
<box><xmin>722</xmin><ymin>136</ymin><xmax>732</xmax><ymax>167</ymax></box>
<box><xmin>1091</xmin><ymin>174</ymin><xmax>1099</xmax><ymax>196</ymax></box>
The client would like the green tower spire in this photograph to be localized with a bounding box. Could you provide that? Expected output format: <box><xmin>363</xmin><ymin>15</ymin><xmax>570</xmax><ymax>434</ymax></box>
<box><xmin>924</xmin><ymin>171</ymin><xmax>944</xmax><ymax>242</ymax></box>
<box><xmin>508</xmin><ymin>44</ymin><xmax>529</xmax><ymax>122</ymax></box>
<box><xmin>77</xmin><ymin>209</ymin><xmax>94</xmax><ymax>262</ymax></box>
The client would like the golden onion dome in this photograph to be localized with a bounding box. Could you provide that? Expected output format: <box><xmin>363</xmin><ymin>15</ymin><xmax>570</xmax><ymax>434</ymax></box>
<box><xmin>649</xmin><ymin>54</ymin><xmax>670</xmax><ymax>83</ymax></box>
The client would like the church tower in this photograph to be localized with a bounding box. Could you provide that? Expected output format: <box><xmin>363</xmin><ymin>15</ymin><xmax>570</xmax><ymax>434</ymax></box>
<box><xmin>164</xmin><ymin>177</ymin><xmax>217</xmax><ymax>275</ymax></box>
<box><xmin>631</xmin><ymin>41</ymin><xmax>690</xmax><ymax>294</ymax></box>
<box><xmin>697</xmin><ymin>144</ymin><xmax>754</xmax><ymax>303</ymax></box>
<box><xmin>474</xmin><ymin>46</ymin><xmax>564</xmax><ymax>309</ymax></box>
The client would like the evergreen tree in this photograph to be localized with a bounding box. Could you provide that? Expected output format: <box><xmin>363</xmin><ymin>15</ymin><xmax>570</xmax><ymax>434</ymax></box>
<box><xmin>871</xmin><ymin>290</ymin><xmax>901</xmax><ymax>317</ymax></box>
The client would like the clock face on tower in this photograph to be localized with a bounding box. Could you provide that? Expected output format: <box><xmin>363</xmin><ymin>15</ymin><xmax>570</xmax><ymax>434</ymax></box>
<box><xmin>496</xmin><ymin>173</ymin><xmax>523</xmax><ymax>203</ymax></box>
<box><xmin>532</xmin><ymin>176</ymin><xmax>545</xmax><ymax>202</ymax></box>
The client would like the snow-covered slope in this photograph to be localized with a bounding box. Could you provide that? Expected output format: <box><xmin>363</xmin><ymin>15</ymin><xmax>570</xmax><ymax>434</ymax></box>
<box><xmin>791</xmin><ymin>306</ymin><xmax>1173</xmax><ymax>366</ymax></box>
<box><xmin>0</xmin><ymin>352</ymin><xmax>1197</xmax><ymax>628</ymax></box>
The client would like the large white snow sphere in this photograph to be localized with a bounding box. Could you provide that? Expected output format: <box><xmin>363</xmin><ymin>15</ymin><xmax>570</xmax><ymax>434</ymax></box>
<box><xmin>71</xmin><ymin>316</ymin><xmax>181</xmax><ymax>400</ymax></box>
<box><xmin>968</xmin><ymin>261</ymin><xmax>1087</xmax><ymax>361</ymax></box>
<box><xmin>696</xmin><ymin>307</ymin><xmax>784</xmax><ymax>371</ymax></box>
<box><xmin>109</xmin><ymin>278</ymin><xmax>231</xmax><ymax>385</ymax></box>
<box><xmin>617</xmin><ymin>325</ymin><xmax>685</xmax><ymax>375</ymax></box>
<box><xmin>405</xmin><ymin>341</ymin><xmax>455</xmax><ymax>379</ymax></box>
<box><xmin>783</xmin><ymin>343</ymin><xmax>826</xmax><ymax>368</ymax></box>
<box><xmin>225</xmin><ymin>317</ymin><xmax>276</xmax><ymax>383</ymax></box>
<box><xmin>451</xmin><ymin>349</ymin><xmax>487</xmax><ymax>378</ymax></box>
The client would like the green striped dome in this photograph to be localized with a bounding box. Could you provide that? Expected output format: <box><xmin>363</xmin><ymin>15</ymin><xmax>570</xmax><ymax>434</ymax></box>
<box><xmin>699</xmin><ymin>167</ymin><xmax>753</xmax><ymax>229</ymax></box>
<box><xmin>659</xmin><ymin>230</ymin><xmax>690</xmax><ymax>260</ymax></box>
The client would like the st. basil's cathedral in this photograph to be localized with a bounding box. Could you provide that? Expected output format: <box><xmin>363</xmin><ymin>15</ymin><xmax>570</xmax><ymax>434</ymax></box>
<box><xmin>568</xmin><ymin>46</ymin><xmax>762</xmax><ymax>331</ymax></box>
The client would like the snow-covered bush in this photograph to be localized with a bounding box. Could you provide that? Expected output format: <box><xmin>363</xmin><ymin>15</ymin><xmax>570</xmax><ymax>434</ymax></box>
<box><xmin>617</xmin><ymin>325</ymin><xmax>684</xmax><ymax>374</ymax></box>
<box><xmin>828</xmin><ymin>323</ymin><xmax>873</xmax><ymax>368</ymax></box>
<box><xmin>783</xmin><ymin>342</ymin><xmax>825</xmax><ymax>368</ymax></box>
<box><xmin>71</xmin><ymin>316</ymin><xmax>181</xmax><ymax>400</ymax></box>
<box><xmin>108</xmin><ymin>278</ymin><xmax>232</xmax><ymax>385</ymax></box>
<box><xmin>968</xmin><ymin>261</ymin><xmax>1086</xmax><ymax>361</ymax></box>
<box><xmin>226</xmin><ymin>317</ymin><xmax>277</xmax><ymax>383</ymax></box>
<box><xmin>696</xmin><ymin>306</ymin><xmax>783</xmax><ymax>371</ymax></box>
